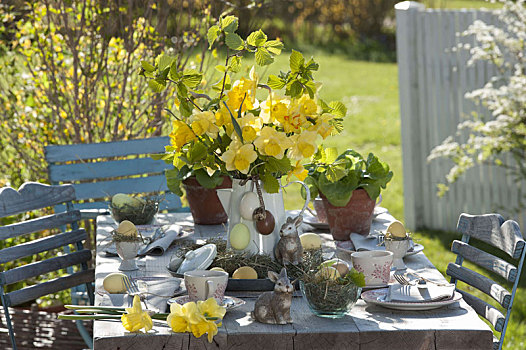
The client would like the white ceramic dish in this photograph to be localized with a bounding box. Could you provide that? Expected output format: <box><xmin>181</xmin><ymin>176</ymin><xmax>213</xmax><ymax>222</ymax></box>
<box><xmin>167</xmin><ymin>295</ymin><xmax>245</xmax><ymax>311</ymax></box>
<box><xmin>361</xmin><ymin>288</ymin><xmax>462</xmax><ymax>311</ymax></box>
<box><xmin>302</xmin><ymin>212</ymin><xmax>330</xmax><ymax>230</ymax></box>
<box><xmin>335</xmin><ymin>241</ymin><xmax>424</xmax><ymax>257</ymax></box>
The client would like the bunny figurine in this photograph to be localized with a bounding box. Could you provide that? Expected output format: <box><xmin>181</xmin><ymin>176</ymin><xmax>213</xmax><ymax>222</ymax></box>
<box><xmin>275</xmin><ymin>216</ymin><xmax>303</xmax><ymax>265</ymax></box>
<box><xmin>252</xmin><ymin>268</ymin><xmax>294</xmax><ymax>324</ymax></box>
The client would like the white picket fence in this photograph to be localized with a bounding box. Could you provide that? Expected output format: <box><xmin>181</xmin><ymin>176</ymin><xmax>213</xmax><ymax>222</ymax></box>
<box><xmin>395</xmin><ymin>1</ymin><xmax>525</xmax><ymax>231</ymax></box>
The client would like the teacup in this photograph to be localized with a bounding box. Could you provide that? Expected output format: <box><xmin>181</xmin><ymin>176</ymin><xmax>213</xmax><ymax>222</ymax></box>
<box><xmin>184</xmin><ymin>270</ymin><xmax>228</xmax><ymax>303</ymax></box>
<box><xmin>351</xmin><ymin>251</ymin><xmax>393</xmax><ymax>286</ymax></box>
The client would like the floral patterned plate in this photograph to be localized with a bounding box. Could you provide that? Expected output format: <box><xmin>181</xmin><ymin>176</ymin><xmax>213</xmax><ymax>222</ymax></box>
<box><xmin>361</xmin><ymin>288</ymin><xmax>462</xmax><ymax>311</ymax></box>
<box><xmin>167</xmin><ymin>295</ymin><xmax>245</xmax><ymax>312</ymax></box>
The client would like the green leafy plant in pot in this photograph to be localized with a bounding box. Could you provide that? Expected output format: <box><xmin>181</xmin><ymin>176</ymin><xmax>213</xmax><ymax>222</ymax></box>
<box><xmin>303</xmin><ymin>147</ymin><xmax>393</xmax><ymax>240</ymax></box>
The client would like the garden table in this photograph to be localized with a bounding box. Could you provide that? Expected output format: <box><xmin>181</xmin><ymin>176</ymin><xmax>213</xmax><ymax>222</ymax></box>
<box><xmin>93</xmin><ymin>212</ymin><xmax>493</xmax><ymax>350</ymax></box>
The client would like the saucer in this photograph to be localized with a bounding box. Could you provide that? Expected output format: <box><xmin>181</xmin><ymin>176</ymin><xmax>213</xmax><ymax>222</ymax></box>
<box><xmin>167</xmin><ymin>295</ymin><xmax>245</xmax><ymax>311</ymax></box>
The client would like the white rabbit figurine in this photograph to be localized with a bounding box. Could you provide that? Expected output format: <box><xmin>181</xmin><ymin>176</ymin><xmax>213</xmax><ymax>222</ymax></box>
<box><xmin>274</xmin><ymin>216</ymin><xmax>303</xmax><ymax>265</ymax></box>
<box><xmin>252</xmin><ymin>268</ymin><xmax>294</xmax><ymax>324</ymax></box>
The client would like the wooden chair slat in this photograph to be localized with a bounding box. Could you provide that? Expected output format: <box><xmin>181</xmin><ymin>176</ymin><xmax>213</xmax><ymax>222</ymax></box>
<box><xmin>44</xmin><ymin>137</ymin><xmax>169</xmax><ymax>162</ymax></box>
<box><xmin>0</xmin><ymin>211</ymin><xmax>81</xmax><ymax>240</ymax></box>
<box><xmin>457</xmin><ymin>289</ymin><xmax>506</xmax><ymax>332</ymax></box>
<box><xmin>0</xmin><ymin>250</ymin><xmax>92</xmax><ymax>286</ymax></box>
<box><xmin>0</xmin><ymin>229</ymin><xmax>87</xmax><ymax>264</ymax></box>
<box><xmin>49</xmin><ymin>157</ymin><xmax>171</xmax><ymax>182</ymax></box>
<box><xmin>4</xmin><ymin>269</ymin><xmax>94</xmax><ymax>307</ymax></box>
<box><xmin>0</xmin><ymin>183</ymin><xmax>75</xmax><ymax>217</ymax></box>
<box><xmin>457</xmin><ymin>213</ymin><xmax>524</xmax><ymax>258</ymax></box>
<box><xmin>451</xmin><ymin>240</ymin><xmax>518</xmax><ymax>282</ymax></box>
<box><xmin>73</xmin><ymin>174</ymin><xmax>168</xmax><ymax>201</ymax></box>
<box><xmin>447</xmin><ymin>263</ymin><xmax>511</xmax><ymax>309</ymax></box>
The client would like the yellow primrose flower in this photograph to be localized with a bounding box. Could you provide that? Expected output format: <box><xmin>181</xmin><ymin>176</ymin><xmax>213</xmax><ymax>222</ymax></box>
<box><xmin>299</xmin><ymin>95</ymin><xmax>318</xmax><ymax>116</ymax></box>
<box><xmin>170</xmin><ymin>119</ymin><xmax>196</xmax><ymax>150</ymax></box>
<box><xmin>309</xmin><ymin>113</ymin><xmax>335</xmax><ymax>139</ymax></box>
<box><xmin>190</xmin><ymin>111</ymin><xmax>219</xmax><ymax>138</ymax></box>
<box><xmin>222</xmin><ymin>139</ymin><xmax>258</xmax><ymax>174</ymax></box>
<box><xmin>238</xmin><ymin>113</ymin><xmax>262</xmax><ymax>142</ymax></box>
<box><xmin>253</xmin><ymin>126</ymin><xmax>292</xmax><ymax>159</ymax></box>
<box><xmin>259</xmin><ymin>94</ymin><xmax>289</xmax><ymax>124</ymax></box>
<box><xmin>289</xmin><ymin>130</ymin><xmax>318</xmax><ymax>160</ymax></box>
<box><xmin>287</xmin><ymin>160</ymin><xmax>308</xmax><ymax>182</ymax></box>
<box><xmin>121</xmin><ymin>295</ymin><xmax>153</xmax><ymax>333</ymax></box>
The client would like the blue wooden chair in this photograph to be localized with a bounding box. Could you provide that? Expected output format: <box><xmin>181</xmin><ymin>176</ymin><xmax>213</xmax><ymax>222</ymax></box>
<box><xmin>44</xmin><ymin>136</ymin><xmax>185</xmax><ymax>219</ymax></box>
<box><xmin>0</xmin><ymin>182</ymin><xmax>95</xmax><ymax>350</ymax></box>
<box><xmin>447</xmin><ymin>213</ymin><xmax>525</xmax><ymax>350</ymax></box>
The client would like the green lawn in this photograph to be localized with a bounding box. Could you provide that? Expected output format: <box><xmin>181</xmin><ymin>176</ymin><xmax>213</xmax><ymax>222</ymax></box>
<box><xmin>276</xmin><ymin>50</ymin><xmax>525</xmax><ymax>350</ymax></box>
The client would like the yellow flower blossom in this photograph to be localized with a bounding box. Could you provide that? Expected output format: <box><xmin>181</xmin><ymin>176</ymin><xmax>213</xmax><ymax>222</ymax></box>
<box><xmin>309</xmin><ymin>113</ymin><xmax>335</xmax><ymax>139</ymax></box>
<box><xmin>197</xmin><ymin>298</ymin><xmax>227</xmax><ymax>321</ymax></box>
<box><xmin>170</xmin><ymin>119</ymin><xmax>196</xmax><ymax>150</ymax></box>
<box><xmin>287</xmin><ymin>160</ymin><xmax>308</xmax><ymax>182</ymax></box>
<box><xmin>238</xmin><ymin>113</ymin><xmax>262</xmax><ymax>142</ymax></box>
<box><xmin>225</xmin><ymin>67</ymin><xmax>259</xmax><ymax>113</ymax></box>
<box><xmin>166</xmin><ymin>298</ymin><xmax>225</xmax><ymax>343</ymax></box>
<box><xmin>253</xmin><ymin>126</ymin><xmax>292</xmax><ymax>159</ymax></box>
<box><xmin>289</xmin><ymin>131</ymin><xmax>318</xmax><ymax>160</ymax></box>
<box><xmin>121</xmin><ymin>295</ymin><xmax>153</xmax><ymax>333</ymax></box>
<box><xmin>299</xmin><ymin>95</ymin><xmax>318</xmax><ymax>116</ymax></box>
<box><xmin>190</xmin><ymin>111</ymin><xmax>219</xmax><ymax>138</ymax></box>
<box><xmin>259</xmin><ymin>94</ymin><xmax>288</xmax><ymax>123</ymax></box>
<box><xmin>221</xmin><ymin>139</ymin><xmax>258</xmax><ymax>174</ymax></box>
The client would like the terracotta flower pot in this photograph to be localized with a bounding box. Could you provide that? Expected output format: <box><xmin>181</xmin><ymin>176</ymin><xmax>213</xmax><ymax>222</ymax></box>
<box><xmin>321</xmin><ymin>189</ymin><xmax>375</xmax><ymax>240</ymax></box>
<box><xmin>183</xmin><ymin>176</ymin><xmax>232</xmax><ymax>225</ymax></box>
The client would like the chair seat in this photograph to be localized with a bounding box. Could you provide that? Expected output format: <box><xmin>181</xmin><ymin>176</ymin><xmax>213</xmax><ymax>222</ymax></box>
<box><xmin>0</xmin><ymin>305</ymin><xmax>92</xmax><ymax>350</ymax></box>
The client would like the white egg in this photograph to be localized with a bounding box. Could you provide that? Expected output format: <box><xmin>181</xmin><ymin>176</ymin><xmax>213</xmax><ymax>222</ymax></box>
<box><xmin>239</xmin><ymin>192</ymin><xmax>260</xmax><ymax>220</ymax></box>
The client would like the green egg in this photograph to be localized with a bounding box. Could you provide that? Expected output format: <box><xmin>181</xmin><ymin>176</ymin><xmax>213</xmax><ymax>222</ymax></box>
<box><xmin>230</xmin><ymin>223</ymin><xmax>251</xmax><ymax>250</ymax></box>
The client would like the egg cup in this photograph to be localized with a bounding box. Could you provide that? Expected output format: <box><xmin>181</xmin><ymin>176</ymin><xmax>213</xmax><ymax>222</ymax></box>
<box><xmin>115</xmin><ymin>241</ymin><xmax>141</xmax><ymax>271</ymax></box>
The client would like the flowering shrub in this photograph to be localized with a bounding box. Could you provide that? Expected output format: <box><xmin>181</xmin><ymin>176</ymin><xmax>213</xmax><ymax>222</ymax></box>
<box><xmin>143</xmin><ymin>16</ymin><xmax>347</xmax><ymax>194</ymax></box>
<box><xmin>428</xmin><ymin>0</ymin><xmax>526</xmax><ymax>200</ymax></box>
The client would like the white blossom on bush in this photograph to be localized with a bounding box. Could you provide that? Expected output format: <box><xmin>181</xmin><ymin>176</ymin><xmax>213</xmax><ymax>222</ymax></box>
<box><xmin>428</xmin><ymin>0</ymin><xmax>526</xmax><ymax>199</ymax></box>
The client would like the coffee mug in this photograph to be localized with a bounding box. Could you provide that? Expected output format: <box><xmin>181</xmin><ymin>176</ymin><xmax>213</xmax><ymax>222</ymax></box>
<box><xmin>184</xmin><ymin>270</ymin><xmax>228</xmax><ymax>302</ymax></box>
<box><xmin>351</xmin><ymin>251</ymin><xmax>393</xmax><ymax>286</ymax></box>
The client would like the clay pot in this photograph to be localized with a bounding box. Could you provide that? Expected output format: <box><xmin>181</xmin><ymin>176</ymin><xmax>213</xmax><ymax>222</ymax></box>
<box><xmin>183</xmin><ymin>176</ymin><xmax>232</xmax><ymax>225</ymax></box>
<box><xmin>321</xmin><ymin>189</ymin><xmax>375</xmax><ymax>240</ymax></box>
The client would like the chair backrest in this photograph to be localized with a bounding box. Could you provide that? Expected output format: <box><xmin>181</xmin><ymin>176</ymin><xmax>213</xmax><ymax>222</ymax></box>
<box><xmin>0</xmin><ymin>182</ymin><xmax>94</xmax><ymax>349</ymax></box>
<box><xmin>44</xmin><ymin>137</ymin><xmax>183</xmax><ymax>213</ymax></box>
<box><xmin>447</xmin><ymin>213</ymin><xmax>525</xmax><ymax>350</ymax></box>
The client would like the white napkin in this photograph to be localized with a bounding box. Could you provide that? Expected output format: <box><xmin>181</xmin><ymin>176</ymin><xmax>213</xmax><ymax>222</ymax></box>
<box><xmin>138</xmin><ymin>224</ymin><xmax>184</xmax><ymax>256</ymax></box>
<box><xmin>386</xmin><ymin>284</ymin><xmax>455</xmax><ymax>303</ymax></box>
<box><xmin>104</xmin><ymin>224</ymin><xmax>186</xmax><ymax>256</ymax></box>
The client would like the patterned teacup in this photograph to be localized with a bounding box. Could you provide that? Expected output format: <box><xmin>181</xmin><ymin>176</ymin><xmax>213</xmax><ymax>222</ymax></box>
<box><xmin>351</xmin><ymin>251</ymin><xmax>393</xmax><ymax>286</ymax></box>
<box><xmin>184</xmin><ymin>270</ymin><xmax>228</xmax><ymax>303</ymax></box>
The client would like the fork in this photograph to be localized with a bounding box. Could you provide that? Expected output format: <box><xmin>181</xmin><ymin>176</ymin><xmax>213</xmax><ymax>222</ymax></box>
<box><xmin>123</xmin><ymin>276</ymin><xmax>148</xmax><ymax>310</ymax></box>
<box><xmin>393</xmin><ymin>271</ymin><xmax>427</xmax><ymax>288</ymax></box>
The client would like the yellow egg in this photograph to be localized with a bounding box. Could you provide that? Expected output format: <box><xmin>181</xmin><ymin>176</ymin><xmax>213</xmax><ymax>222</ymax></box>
<box><xmin>103</xmin><ymin>272</ymin><xmax>127</xmax><ymax>293</ymax></box>
<box><xmin>300</xmin><ymin>232</ymin><xmax>322</xmax><ymax>250</ymax></box>
<box><xmin>232</xmin><ymin>266</ymin><xmax>258</xmax><ymax>279</ymax></box>
<box><xmin>387</xmin><ymin>220</ymin><xmax>407</xmax><ymax>238</ymax></box>
<box><xmin>230</xmin><ymin>223</ymin><xmax>251</xmax><ymax>250</ymax></box>
<box><xmin>210</xmin><ymin>267</ymin><xmax>227</xmax><ymax>273</ymax></box>
<box><xmin>116</xmin><ymin>220</ymin><xmax>138</xmax><ymax>237</ymax></box>
<box><xmin>315</xmin><ymin>266</ymin><xmax>340</xmax><ymax>281</ymax></box>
